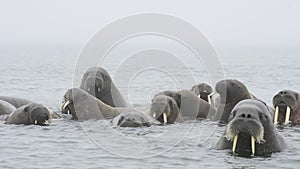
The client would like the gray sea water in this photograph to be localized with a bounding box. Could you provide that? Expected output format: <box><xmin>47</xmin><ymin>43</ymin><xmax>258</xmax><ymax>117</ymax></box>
<box><xmin>0</xmin><ymin>43</ymin><xmax>299</xmax><ymax>169</ymax></box>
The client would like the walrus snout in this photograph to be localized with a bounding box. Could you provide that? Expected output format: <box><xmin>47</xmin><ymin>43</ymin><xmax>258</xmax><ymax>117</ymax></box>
<box><xmin>150</xmin><ymin>102</ymin><xmax>170</xmax><ymax>124</ymax></box>
<box><xmin>116</xmin><ymin>112</ymin><xmax>151</xmax><ymax>127</ymax></box>
<box><xmin>83</xmin><ymin>76</ymin><xmax>104</xmax><ymax>96</ymax></box>
<box><xmin>226</xmin><ymin>118</ymin><xmax>265</xmax><ymax>157</ymax></box>
<box><xmin>191</xmin><ymin>83</ymin><xmax>213</xmax><ymax>102</ymax></box>
<box><xmin>61</xmin><ymin>91</ymin><xmax>73</xmax><ymax>115</ymax></box>
<box><xmin>29</xmin><ymin>106</ymin><xmax>51</xmax><ymax>126</ymax></box>
<box><xmin>273</xmin><ymin>92</ymin><xmax>296</xmax><ymax>109</ymax></box>
<box><xmin>226</xmin><ymin>117</ymin><xmax>264</xmax><ymax>142</ymax></box>
<box><xmin>61</xmin><ymin>88</ymin><xmax>81</xmax><ymax>115</ymax></box>
<box><xmin>150</xmin><ymin>95</ymin><xmax>179</xmax><ymax>124</ymax></box>
<box><xmin>273</xmin><ymin>90</ymin><xmax>298</xmax><ymax>125</ymax></box>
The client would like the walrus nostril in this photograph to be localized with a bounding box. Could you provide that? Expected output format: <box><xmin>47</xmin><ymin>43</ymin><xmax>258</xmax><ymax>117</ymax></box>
<box><xmin>239</xmin><ymin>113</ymin><xmax>252</xmax><ymax>118</ymax></box>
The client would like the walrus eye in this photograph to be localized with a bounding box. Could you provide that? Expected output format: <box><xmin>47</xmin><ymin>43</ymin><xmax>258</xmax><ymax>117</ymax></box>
<box><xmin>102</xmin><ymin>73</ymin><xmax>108</xmax><ymax>78</ymax></box>
<box><xmin>258</xmin><ymin>112</ymin><xmax>266</xmax><ymax>120</ymax></box>
<box><xmin>24</xmin><ymin>106</ymin><xmax>29</xmax><ymax>112</ymax></box>
<box><xmin>232</xmin><ymin>111</ymin><xmax>236</xmax><ymax>117</ymax></box>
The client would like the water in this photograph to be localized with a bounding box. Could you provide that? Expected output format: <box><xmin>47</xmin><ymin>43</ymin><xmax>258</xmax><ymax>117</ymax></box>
<box><xmin>0</xmin><ymin>44</ymin><xmax>299</xmax><ymax>169</ymax></box>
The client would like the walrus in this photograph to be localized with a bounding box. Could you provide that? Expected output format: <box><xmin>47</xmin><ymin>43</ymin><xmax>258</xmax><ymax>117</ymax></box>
<box><xmin>111</xmin><ymin>111</ymin><xmax>159</xmax><ymax>127</ymax></box>
<box><xmin>0</xmin><ymin>96</ymin><xmax>32</xmax><ymax>108</ymax></box>
<box><xmin>0</xmin><ymin>100</ymin><xmax>16</xmax><ymax>116</ymax></box>
<box><xmin>61</xmin><ymin>88</ymin><xmax>145</xmax><ymax>121</ymax></box>
<box><xmin>154</xmin><ymin>90</ymin><xmax>216</xmax><ymax>120</ymax></box>
<box><xmin>273</xmin><ymin>90</ymin><xmax>300</xmax><ymax>125</ymax></box>
<box><xmin>5</xmin><ymin>103</ymin><xmax>51</xmax><ymax>125</ymax></box>
<box><xmin>213</xmin><ymin>79</ymin><xmax>254</xmax><ymax>124</ymax></box>
<box><xmin>0</xmin><ymin>96</ymin><xmax>60</xmax><ymax>119</ymax></box>
<box><xmin>79</xmin><ymin>67</ymin><xmax>127</xmax><ymax>107</ymax></box>
<box><xmin>191</xmin><ymin>83</ymin><xmax>214</xmax><ymax>104</ymax></box>
<box><xmin>149</xmin><ymin>95</ymin><xmax>181</xmax><ymax>124</ymax></box>
<box><xmin>215</xmin><ymin>99</ymin><xmax>286</xmax><ymax>157</ymax></box>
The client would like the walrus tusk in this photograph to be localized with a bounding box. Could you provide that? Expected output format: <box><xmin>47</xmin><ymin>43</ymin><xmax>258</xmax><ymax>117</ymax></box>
<box><xmin>44</xmin><ymin>120</ymin><xmax>49</xmax><ymax>125</ymax></box>
<box><xmin>152</xmin><ymin>112</ymin><xmax>156</xmax><ymax>118</ymax></box>
<box><xmin>87</xmin><ymin>88</ymin><xmax>91</xmax><ymax>92</ymax></box>
<box><xmin>208</xmin><ymin>95</ymin><xmax>212</xmax><ymax>105</ymax></box>
<box><xmin>34</xmin><ymin>120</ymin><xmax>37</xmax><ymax>124</ymax></box>
<box><xmin>208</xmin><ymin>91</ymin><xmax>216</xmax><ymax>105</ymax></box>
<box><xmin>274</xmin><ymin>106</ymin><xmax>279</xmax><ymax>125</ymax></box>
<box><xmin>67</xmin><ymin>109</ymin><xmax>70</xmax><ymax>115</ymax></box>
<box><xmin>251</xmin><ymin>136</ymin><xmax>255</xmax><ymax>156</ymax></box>
<box><xmin>97</xmin><ymin>88</ymin><xmax>101</xmax><ymax>92</ymax></box>
<box><xmin>232</xmin><ymin>135</ymin><xmax>238</xmax><ymax>155</ymax></box>
<box><xmin>62</xmin><ymin>100</ymin><xmax>71</xmax><ymax>110</ymax></box>
<box><xmin>197</xmin><ymin>94</ymin><xmax>201</xmax><ymax>98</ymax></box>
<box><xmin>163</xmin><ymin>112</ymin><xmax>168</xmax><ymax>124</ymax></box>
<box><xmin>284</xmin><ymin>106</ymin><xmax>291</xmax><ymax>125</ymax></box>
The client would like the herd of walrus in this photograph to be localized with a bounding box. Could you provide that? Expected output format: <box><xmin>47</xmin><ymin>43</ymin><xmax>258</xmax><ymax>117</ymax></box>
<box><xmin>0</xmin><ymin>66</ymin><xmax>299</xmax><ymax>158</ymax></box>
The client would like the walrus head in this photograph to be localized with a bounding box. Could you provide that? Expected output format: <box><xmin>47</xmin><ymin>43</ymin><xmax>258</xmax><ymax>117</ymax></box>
<box><xmin>150</xmin><ymin>95</ymin><xmax>179</xmax><ymax>124</ymax></box>
<box><xmin>215</xmin><ymin>79</ymin><xmax>252</xmax><ymax>104</ymax></box>
<box><xmin>80</xmin><ymin>67</ymin><xmax>111</xmax><ymax>98</ymax></box>
<box><xmin>61</xmin><ymin>88</ymin><xmax>83</xmax><ymax>120</ymax></box>
<box><xmin>115</xmin><ymin>112</ymin><xmax>151</xmax><ymax>127</ymax></box>
<box><xmin>273</xmin><ymin>90</ymin><xmax>299</xmax><ymax>125</ymax></box>
<box><xmin>61</xmin><ymin>89</ymin><xmax>75</xmax><ymax>115</ymax></box>
<box><xmin>25</xmin><ymin>103</ymin><xmax>50</xmax><ymax>126</ymax></box>
<box><xmin>61</xmin><ymin>88</ymin><xmax>104</xmax><ymax>121</ymax></box>
<box><xmin>225</xmin><ymin>99</ymin><xmax>275</xmax><ymax>157</ymax></box>
<box><xmin>191</xmin><ymin>83</ymin><xmax>213</xmax><ymax>103</ymax></box>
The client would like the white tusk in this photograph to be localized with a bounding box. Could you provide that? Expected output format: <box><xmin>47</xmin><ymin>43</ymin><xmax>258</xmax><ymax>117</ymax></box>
<box><xmin>208</xmin><ymin>95</ymin><xmax>212</xmax><ymax>105</ymax></box>
<box><xmin>163</xmin><ymin>112</ymin><xmax>168</xmax><ymax>124</ymax></box>
<box><xmin>44</xmin><ymin>120</ymin><xmax>49</xmax><ymax>125</ymax></box>
<box><xmin>208</xmin><ymin>91</ymin><xmax>216</xmax><ymax>98</ymax></box>
<box><xmin>284</xmin><ymin>106</ymin><xmax>291</xmax><ymax>125</ymax></box>
<box><xmin>34</xmin><ymin>120</ymin><xmax>37</xmax><ymax>124</ymax></box>
<box><xmin>152</xmin><ymin>112</ymin><xmax>156</xmax><ymax>118</ymax></box>
<box><xmin>251</xmin><ymin>136</ymin><xmax>255</xmax><ymax>156</ymax></box>
<box><xmin>87</xmin><ymin>88</ymin><xmax>91</xmax><ymax>92</ymax></box>
<box><xmin>197</xmin><ymin>94</ymin><xmax>201</xmax><ymax>98</ymax></box>
<box><xmin>97</xmin><ymin>88</ymin><xmax>101</xmax><ymax>92</ymax></box>
<box><xmin>62</xmin><ymin>100</ymin><xmax>71</xmax><ymax>110</ymax></box>
<box><xmin>232</xmin><ymin>135</ymin><xmax>238</xmax><ymax>155</ymax></box>
<box><xmin>67</xmin><ymin>109</ymin><xmax>70</xmax><ymax>115</ymax></box>
<box><xmin>274</xmin><ymin>106</ymin><xmax>279</xmax><ymax>125</ymax></box>
<box><xmin>208</xmin><ymin>92</ymin><xmax>216</xmax><ymax>105</ymax></box>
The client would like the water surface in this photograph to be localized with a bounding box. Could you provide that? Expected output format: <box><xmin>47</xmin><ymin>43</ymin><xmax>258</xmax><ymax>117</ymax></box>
<box><xmin>0</xmin><ymin>44</ymin><xmax>299</xmax><ymax>169</ymax></box>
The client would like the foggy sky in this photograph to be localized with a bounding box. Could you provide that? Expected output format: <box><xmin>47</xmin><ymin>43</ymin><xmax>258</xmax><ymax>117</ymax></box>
<box><xmin>0</xmin><ymin>0</ymin><xmax>299</xmax><ymax>48</ymax></box>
